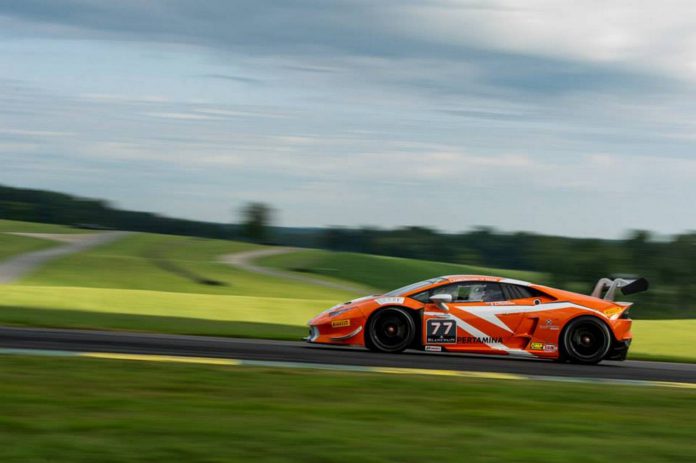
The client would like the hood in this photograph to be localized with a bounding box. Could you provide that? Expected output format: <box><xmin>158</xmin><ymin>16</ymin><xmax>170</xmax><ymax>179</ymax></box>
<box><xmin>319</xmin><ymin>295</ymin><xmax>376</xmax><ymax>315</ymax></box>
<box><xmin>309</xmin><ymin>295</ymin><xmax>378</xmax><ymax>325</ymax></box>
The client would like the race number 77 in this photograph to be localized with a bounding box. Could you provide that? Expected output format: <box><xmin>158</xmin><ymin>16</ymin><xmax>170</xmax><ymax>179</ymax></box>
<box><xmin>430</xmin><ymin>320</ymin><xmax>454</xmax><ymax>335</ymax></box>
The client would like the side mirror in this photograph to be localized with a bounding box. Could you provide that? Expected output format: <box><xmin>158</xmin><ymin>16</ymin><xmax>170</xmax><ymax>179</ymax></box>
<box><xmin>429</xmin><ymin>293</ymin><xmax>452</xmax><ymax>311</ymax></box>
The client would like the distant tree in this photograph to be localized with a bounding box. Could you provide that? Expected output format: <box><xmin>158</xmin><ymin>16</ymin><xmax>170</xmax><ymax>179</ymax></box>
<box><xmin>240</xmin><ymin>202</ymin><xmax>274</xmax><ymax>243</ymax></box>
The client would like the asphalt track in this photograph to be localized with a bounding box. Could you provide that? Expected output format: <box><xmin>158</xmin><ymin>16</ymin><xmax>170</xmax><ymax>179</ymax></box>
<box><xmin>1</xmin><ymin>326</ymin><xmax>695</xmax><ymax>384</ymax></box>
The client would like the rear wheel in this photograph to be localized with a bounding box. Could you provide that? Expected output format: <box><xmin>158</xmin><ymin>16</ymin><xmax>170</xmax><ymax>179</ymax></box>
<box><xmin>561</xmin><ymin>316</ymin><xmax>611</xmax><ymax>365</ymax></box>
<box><xmin>365</xmin><ymin>307</ymin><xmax>416</xmax><ymax>353</ymax></box>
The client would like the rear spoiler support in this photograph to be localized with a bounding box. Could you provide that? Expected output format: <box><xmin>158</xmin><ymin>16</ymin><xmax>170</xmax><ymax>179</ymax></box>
<box><xmin>591</xmin><ymin>277</ymin><xmax>649</xmax><ymax>301</ymax></box>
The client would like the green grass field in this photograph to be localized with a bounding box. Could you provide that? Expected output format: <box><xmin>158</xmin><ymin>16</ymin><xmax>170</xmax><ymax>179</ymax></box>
<box><xmin>18</xmin><ymin>233</ymin><xmax>356</xmax><ymax>300</ymax></box>
<box><xmin>0</xmin><ymin>355</ymin><xmax>694</xmax><ymax>463</ymax></box>
<box><xmin>0</xmin><ymin>219</ymin><xmax>95</xmax><ymax>234</ymax></box>
<box><xmin>258</xmin><ymin>248</ymin><xmax>544</xmax><ymax>291</ymax></box>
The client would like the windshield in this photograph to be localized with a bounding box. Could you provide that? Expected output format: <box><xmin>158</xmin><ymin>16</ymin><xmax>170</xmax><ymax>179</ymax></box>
<box><xmin>383</xmin><ymin>278</ymin><xmax>447</xmax><ymax>297</ymax></box>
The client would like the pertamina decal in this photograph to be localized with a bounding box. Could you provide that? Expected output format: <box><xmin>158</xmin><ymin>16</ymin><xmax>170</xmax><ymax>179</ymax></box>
<box><xmin>458</xmin><ymin>336</ymin><xmax>503</xmax><ymax>344</ymax></box>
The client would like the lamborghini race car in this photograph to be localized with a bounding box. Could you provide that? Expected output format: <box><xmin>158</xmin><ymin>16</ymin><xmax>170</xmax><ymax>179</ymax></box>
<box><xmin>306</xmin><ymin>275</ymin><xmax>648</xmax><ymax>364</ymax></box>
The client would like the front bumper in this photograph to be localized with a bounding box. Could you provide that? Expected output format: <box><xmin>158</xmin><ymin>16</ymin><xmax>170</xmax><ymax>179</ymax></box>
<box><xmin>304</xmin><ymin>318</ymin><xmax>365</xmax><ymax>346</ymax></box>
<box><xmin>304</xmin><ymin>325</ymin><xmax>320</xmax><ymax>342</ymax></box>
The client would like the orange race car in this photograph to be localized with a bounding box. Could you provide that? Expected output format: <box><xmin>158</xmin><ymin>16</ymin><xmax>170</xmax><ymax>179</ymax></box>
<box><xmin>306</xmin><ymin>275</ymin><xmax>649</xmax><ymax>364</ymax></box>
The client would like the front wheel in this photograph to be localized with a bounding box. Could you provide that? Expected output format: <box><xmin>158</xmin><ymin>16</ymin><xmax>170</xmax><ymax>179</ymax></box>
<box><xmin>365</xmin><ymin>307</ymin><xmax>416</xmax><ymax>353</ymax></box>
<box><xmin>560</xmin><ymin>316</ymin><xmax>612</xmax><ymax>365</ymax></box>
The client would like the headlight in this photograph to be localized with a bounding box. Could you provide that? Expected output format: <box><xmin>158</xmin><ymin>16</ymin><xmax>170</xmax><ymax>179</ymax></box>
<box><xmin>328</xmin><ymin>307</ymin><xmax>352</xmax><ymax>317</ymax></box>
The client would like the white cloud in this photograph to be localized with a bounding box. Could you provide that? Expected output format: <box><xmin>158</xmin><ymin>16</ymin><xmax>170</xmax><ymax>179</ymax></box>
<box><xmin>400</xmin><ymin>1</ymin><xmax>696</xmax><ymax>80</ymax></box>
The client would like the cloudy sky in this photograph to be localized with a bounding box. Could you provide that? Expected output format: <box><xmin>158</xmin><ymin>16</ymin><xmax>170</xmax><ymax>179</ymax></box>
<box><xmin>1</xmin><ymin>1</ymin><xmax>695</xmax><ymax>237</ymax></box>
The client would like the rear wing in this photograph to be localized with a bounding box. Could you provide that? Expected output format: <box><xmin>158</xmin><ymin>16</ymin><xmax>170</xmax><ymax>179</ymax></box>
<box><xmin>591</xmin><ymin>277</ymin><xmax>649</xmax><ymax>301</ymax></box>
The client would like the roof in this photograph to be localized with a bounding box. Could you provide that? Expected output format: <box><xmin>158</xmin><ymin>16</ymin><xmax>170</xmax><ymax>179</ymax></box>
<box><xmin>440</xmin><ymin>275</ymin><xmax>533</xmax><ymax>286</ymax></box>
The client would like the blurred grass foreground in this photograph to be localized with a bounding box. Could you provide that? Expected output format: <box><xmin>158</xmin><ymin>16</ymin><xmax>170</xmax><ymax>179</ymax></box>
<box><xmin>1</xmin><ymin>355</ymin><xmax>695</xmax><ymax>463</ymax></box>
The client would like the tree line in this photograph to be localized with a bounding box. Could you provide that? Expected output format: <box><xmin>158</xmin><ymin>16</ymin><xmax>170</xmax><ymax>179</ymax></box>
<box><xmin>0</xmin><ymin>184</ymin><xmax>234</xmax><ymax>238</ymax></box>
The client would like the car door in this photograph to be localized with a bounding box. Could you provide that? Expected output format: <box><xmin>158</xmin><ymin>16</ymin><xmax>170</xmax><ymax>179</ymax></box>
<box><xmin>422</xmin><ymin>281</ymin><xmax>514</xmax><ymax>354</ymax></box>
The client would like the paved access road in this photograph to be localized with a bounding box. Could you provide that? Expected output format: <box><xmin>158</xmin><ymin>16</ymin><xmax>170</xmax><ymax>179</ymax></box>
<box><xmin>0</xmin><ymin>231</ymin><xmax>130</xmax><ymax>283</ymax></box>
<box><xmin>219</xmin><ymin>247</ymin><xmax>368</xmax><ymax>292</ymax></box>
<box><xmin>1</xmin><ymin>326</ymin><xmax>694</xmax><ymax>383</ymax></box>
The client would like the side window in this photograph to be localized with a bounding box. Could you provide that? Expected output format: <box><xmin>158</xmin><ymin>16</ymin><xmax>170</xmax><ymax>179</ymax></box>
<box><xmin>431</xmin><ymin>282</ymin><xmax>505</xmax><ymax>303</ymax></box>
<box><xmin>410</xmin><ymin>290</ymin><xmax>431</xmax><ymax>303</ymax></box>
<box><xmin>429</xmin><ymin>284</ymin><xmax>461</xmax><ymax>300</ymax></box>
<box><xmin>481</xmin><ymin>283</ymin><xmax>505</xmax><ymax>302</ymax></box>
<box><xmin>503</xmin><ymin>284</ymin><xmax>531</xmax><ymax>300</ymax></box>
<box><xmin>502</xmin><ymin>284</ymin><xmax>553</xmax><ymax>301</ymax></box>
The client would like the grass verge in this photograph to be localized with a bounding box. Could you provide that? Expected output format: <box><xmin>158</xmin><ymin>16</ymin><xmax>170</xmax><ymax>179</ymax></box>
<box><xmin>1</xmin><ymin>355</ymin><xmax>695</xmax><ymax>463</ymax></box>
<box><xmin>630</xmin><ymin>320</ymin><xmax>696</xmax><ymax>363</ymax></box>
<box><xmin>0</xmin><ymin>306</ymin><xmax>306</xmax><ymax>340</ymax></box>
<box><xmin>0</xmin><ymin>285</ymin><xmax>336</xmax><ymax>326</ymax></box>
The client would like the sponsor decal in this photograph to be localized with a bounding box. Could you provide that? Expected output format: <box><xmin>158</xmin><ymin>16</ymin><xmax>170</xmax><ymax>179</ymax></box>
<box><xmin>490</xmin><ymin>301</ymin><xmax>515</xmax><ymax>306</ymax></box>
<box><xmin>426</xmin><ymin>319</ymin><xmax>457</xmax><ymax>344</ymax></box>
<box><xmin>425</xmin><ymin>345</ymin><xmax>442</xmax><ymax>352</ymax></box>
<box><xmin>541</xmin><ymin>319</ymin><xmax>560</xmax><ymax>331</ymax></box>
<box><xmin>457</xmin><ymin>336</ymin><xmax>503</xmax><ymax>344</ymax></box>
<box><xmin>376</xmin><ymin>297</ymin><xmax>405</xmax><ymax>305</ymax></box>
<box><xmin>331</xmin><ymin>319</ymin><xmax>351</xmax><ymax>328</ymax></box>
<box><xmin>530</xmin><ymin>342</ymin><xmax>544</xmax><ymax>350</ymax></box>
<box><xmin>543</xmin><ymin>344</ymin><xmax>557</xmax><ymax>352</ymax></box>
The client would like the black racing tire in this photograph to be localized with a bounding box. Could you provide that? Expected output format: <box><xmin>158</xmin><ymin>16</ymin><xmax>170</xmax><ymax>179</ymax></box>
<box><xmin>560</xmin><ymin>316</ymin><xmax>612</xmax><ymax>365</ymax></box>
<box><xmin>365</xmin><ymin>307</ymin><xmax>416</xmax><ymax>353</ymax></box>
